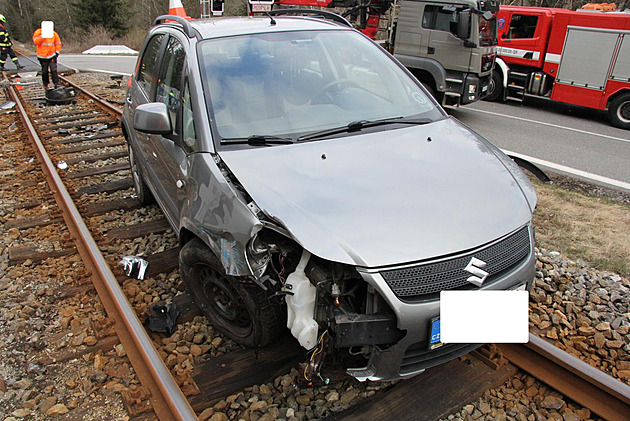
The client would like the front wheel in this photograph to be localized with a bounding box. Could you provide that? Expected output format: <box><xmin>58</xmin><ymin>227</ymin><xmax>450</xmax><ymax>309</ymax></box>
<box><xmin>179</xmin><ymin>238</ymin><xmax>285</xmax><ymax>347</ymax></box>
<box><xmin>484</xmin><ymin>70</ymin><xmax>504</xmax><ymax>102</ymax></box>
<box><xmin>607</xmin><ymin>93</ymin><xmax>630</xmax><ymax>130</ymax></box>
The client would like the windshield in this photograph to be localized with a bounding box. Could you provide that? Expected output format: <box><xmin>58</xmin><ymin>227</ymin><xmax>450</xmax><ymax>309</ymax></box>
<box><xmin>198</xmin><ymin>30</ymin><xmax>444</xmax><ymax>144</ymax></box>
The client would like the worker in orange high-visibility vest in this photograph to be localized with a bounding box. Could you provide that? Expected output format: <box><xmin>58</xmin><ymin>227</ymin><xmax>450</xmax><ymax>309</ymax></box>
<box><xmin>32</xmin><ymin>21</ymin><xmax>61</xmax><ymax>90</ymax></box>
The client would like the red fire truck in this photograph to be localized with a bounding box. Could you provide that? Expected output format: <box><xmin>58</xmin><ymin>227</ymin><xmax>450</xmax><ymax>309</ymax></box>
<box><xmin>487</xmin><ymin>6</ymin><xmax>630</xmax><ymax>129</ymax></box>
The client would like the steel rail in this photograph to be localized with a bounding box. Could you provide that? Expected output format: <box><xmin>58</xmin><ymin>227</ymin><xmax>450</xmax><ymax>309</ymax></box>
<box><xmin>10</xmin><ymin>49</ymin><xmax>125</xmax><ymax>116</ymax></box>
<box><xmin>500</xmin><ymin>333</ymin><xmax>630</xmax><ymax>421</ymax></box>
<box><xmin>61</xmin><ymin>75</ymin><xmax>124</xmax><ymax>115</ymax></box>
<box><xmin>6</xmin><ymin>83</ymin><xmax>198</xmax><ymax>421</ymax></box>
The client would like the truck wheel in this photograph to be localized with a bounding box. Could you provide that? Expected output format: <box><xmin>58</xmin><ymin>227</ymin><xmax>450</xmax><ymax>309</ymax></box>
<box><xmin>484</xmin><ymin>70</ymin><xmax>503</xmax><ymax>102</ymax></box>
<box><xmin>421</xmin><ymin>82</ymin><xmax>445</xmax><ymax>104</ymax></box>
<box><xmin>608</xmin><ymin>93</ymin><xmax>630</xmax><ymax>129</ymax></box>
<box><xmin>128</xmin><ymin>144</ymin><xmax>154</xmax><ymax>205</ymax></box>
<box><xmin>179</xmin><ymin>238</ymin><xmax>284</xmax><ymax>347</ymax></box>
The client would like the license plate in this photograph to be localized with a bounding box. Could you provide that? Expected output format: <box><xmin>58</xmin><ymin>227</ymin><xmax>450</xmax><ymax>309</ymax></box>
<box><xmin>429</xmin><ymin>317</ymin><xmax>443</xmax><ymax>350</ymax></box>
<box><xmin>251</xmin><ymin>3</ymin><xmax>272</xmax><ymax>11</ymax></box>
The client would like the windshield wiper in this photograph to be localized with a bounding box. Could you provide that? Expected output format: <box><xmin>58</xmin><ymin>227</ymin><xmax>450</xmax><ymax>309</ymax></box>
<box><xmin>221</xmin><ymin>135</ymin><xmax>295</xmax><ymax>146</ymax></box>
<box><xmin>298</xmin><ymin>117</ymin><xmax>433</xmax><ymax>141</ymax></box>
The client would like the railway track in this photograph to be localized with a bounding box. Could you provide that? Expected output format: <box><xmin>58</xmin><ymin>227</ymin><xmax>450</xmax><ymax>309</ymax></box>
<box><xmin>1</xmin><ymin>70</ymin><xmax>629</xmax><ymax>420</ymax></box>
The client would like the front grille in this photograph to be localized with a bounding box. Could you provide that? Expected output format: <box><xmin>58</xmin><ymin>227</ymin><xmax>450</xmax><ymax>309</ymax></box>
<box><xmin>381</xmin><ymin>226</ymin><xmax>530</xmax><ymax>302</ymax></box>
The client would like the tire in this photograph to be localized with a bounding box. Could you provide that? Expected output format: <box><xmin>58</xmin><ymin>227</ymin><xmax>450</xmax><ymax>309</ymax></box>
<box><xmin>128</xmin><ymin>144</ymin><xmax>154</xmax><ymax>205</ymax></box>
<box><xmin>484</xmin><ymin>70</ymin><xmax>503</xmax><ymax>102</ymax></box>
<box><xmin>179</xmin><ymin>238</ymin><xmax>284</xmax><ymax>347</ymax></box>
<box><xmin>607</xmin><ymin>93</ymin><xmax>630</xmax><ymax>130</ymax></box>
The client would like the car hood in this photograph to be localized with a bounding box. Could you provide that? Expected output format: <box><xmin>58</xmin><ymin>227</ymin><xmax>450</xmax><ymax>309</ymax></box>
<box><xmin>218</xmin><ymin>118</ymin><xmax>532</xmax><ymax>268</ymax></box>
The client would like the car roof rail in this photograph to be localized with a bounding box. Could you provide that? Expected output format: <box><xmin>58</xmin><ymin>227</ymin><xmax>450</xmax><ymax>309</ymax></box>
<box><xmin>153</xmin><ymin>14</ymin><xmax>197</xmax><ymax>38</ymax></box>
<box><xmin>268</xmin><ymin>9</ymin><xmax>353</xmax><ymax>28</ymax></box>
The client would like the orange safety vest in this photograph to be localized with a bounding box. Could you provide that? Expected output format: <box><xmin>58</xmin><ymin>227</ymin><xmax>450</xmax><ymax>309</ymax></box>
<box><xmin>32</xmin><ymin>28</ymin><xmax>61</xmax><ymax>59</ymax></box>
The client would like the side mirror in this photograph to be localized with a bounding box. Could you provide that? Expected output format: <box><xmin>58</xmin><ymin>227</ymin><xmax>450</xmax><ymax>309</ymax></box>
<box><xmin>133</xmin><ymin>102</ymin><xmax>172</xmax><ymax>135</ymax></box>
<box><xmin>482</xmin><ymin>11</ymin><xmax>494</xmax><ymax>20</ymax></box>
<box><xmin>501</xmin><ymin>32</ymin><xmax>508</xmax><ymax>39</ymax></box>
<box><xmin>456</xmin><ymin>10</ymin><xmax>472</xmax><ymax>40</ymax></box>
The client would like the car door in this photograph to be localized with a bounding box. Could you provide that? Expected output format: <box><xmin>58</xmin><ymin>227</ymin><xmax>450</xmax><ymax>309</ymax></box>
<box><xmin>127</xmin><ymin>33</ymin><xmax>167</xmax><ymax>186</ymax></box>
<box><xmin>498</xmin><ymin>11</ymin><xmax>548</xmax><ymax>68</ymax></box>
<box><xmin>423</xmin><ymin>4</ymin><xmax>472</xmax><ymax>74</ymax></box>
<box><xmin>150</xmin><ymin>35</ymin><xmax>190</xmax><ymax>226</ymax></box>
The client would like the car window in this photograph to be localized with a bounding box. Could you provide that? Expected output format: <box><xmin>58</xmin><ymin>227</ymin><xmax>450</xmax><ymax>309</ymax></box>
<box><xmin>198</xmin><ymin>30</ymin><xmax>443</xmax><ymax>143</ymax></box>
<box><xmin>423</xmin><ymin>5</ymin><xmax>460</xmax><ymax>35</ymax></box>
<box><xmin>156</xmin><ymin>36</ymin><xmax>186</xmax><ymax>136</ymax></box>
<box><xmin>138</xmin><ymin>34</ymin><xmax>165</xmax><ymax>95</ymax></box>
<box><xmin>182</xmin><ymin>81</ymin><xmax>197</xmax><ymax>152</ymax></box>
<box><xmin>507</xmin><ymin>15</ymin><xmax>538</xmax><ymax>39</ymax></box>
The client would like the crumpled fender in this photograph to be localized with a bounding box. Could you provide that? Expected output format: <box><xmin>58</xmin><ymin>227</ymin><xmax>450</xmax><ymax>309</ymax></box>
<box><xmin>179</xmin><ymin>152</ymin><xmax>262</xmax><ymax>277</ymax></box>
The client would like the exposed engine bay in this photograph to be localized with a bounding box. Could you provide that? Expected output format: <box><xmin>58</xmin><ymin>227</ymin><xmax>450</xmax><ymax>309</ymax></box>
<box><xmin>250</xmin><ymin>229</ymin><xmax>405</xmax><ymax>383</ymax></box>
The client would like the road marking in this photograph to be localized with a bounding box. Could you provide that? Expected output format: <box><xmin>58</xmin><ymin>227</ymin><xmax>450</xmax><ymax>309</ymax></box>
<box><xmin>503</xmin><ymin>149</ymin><xmax>630</xmax><ymax>193</ymax></box>
<box><xmin>85</xmin><ymin>68</ymin><xmax>132</xmax><ymax>77</ymax></box>
<box><xmin>468</xmin><ymin>107</ymin><xmax>630</xmax><ymax>144</ymax></box>
<box><xmin>57</xmin><ymin>61</ymin><xmax>79</xmax><ymax>74</ymax></box>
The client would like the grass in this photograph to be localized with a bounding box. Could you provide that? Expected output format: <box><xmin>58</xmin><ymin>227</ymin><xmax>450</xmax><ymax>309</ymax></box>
<box><xmin>532</xmin><ymin>179</ymin><xmax>630</xmax><ymax>276</ymax></box>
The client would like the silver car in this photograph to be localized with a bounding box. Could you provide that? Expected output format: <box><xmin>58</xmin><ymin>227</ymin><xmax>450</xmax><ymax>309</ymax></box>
<box><xmin>122</xmin><ymin>12</ymin><xmax>537</xmax><ymax>382</ymax></box>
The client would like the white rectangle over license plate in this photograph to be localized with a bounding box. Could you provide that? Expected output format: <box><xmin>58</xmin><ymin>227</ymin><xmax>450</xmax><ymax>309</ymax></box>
<box><xmin>440</xmin><ymin>290</ymin><xmax>529</xmax><ymax>343</ymax></box>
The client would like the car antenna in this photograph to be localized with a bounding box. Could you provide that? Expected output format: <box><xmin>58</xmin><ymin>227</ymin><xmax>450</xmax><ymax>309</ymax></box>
<box><xmin>265</xmin><ymin>10</ymin><xmax>276</xmax><ymax>25</ymax></box>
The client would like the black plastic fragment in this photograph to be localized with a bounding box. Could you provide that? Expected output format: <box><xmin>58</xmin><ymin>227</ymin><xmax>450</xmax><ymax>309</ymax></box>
<box><xmin>144</xmin><ymin>303</ymin><xmax>179</xmax><ymax>335</ymax></box>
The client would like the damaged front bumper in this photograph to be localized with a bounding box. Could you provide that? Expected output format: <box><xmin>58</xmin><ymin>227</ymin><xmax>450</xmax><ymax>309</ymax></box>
<box><xmin>347</xmin><ymin>224</ymin><xmax>536</xmax><ymax>381</ymax></box>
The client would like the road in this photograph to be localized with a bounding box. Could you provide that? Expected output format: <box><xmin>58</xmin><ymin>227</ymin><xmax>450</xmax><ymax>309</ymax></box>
<box><xmin>449</xmin><ymin>97</ymin><xmax>630</xmax><ymax>190</ymax></box>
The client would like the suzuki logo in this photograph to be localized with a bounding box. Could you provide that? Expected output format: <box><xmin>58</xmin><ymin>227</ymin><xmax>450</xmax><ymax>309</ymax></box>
<box><xmin>464</xmin><ymin>257</ymin><xmax>489</xmax><ymax>287</ymax></box>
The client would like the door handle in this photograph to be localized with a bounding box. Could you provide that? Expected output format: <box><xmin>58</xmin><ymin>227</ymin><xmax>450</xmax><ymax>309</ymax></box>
<box><xmin>428</xmin><ymin>46</ymin><xmax>435</xmax><ymax>54</ymax></box>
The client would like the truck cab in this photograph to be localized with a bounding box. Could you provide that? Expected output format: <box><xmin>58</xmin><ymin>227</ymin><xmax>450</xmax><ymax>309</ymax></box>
<box><xmin>490</xmin><ymin>5</ymin><xmax>630</xmax><ymax>129</ymax></box>
<box><xmin>393</xmin><ymin>0</ymin><xmax>499</xmax><ymax>107</ymax></box>
<box><xmin>496</xmin><ymin>8</ymin><xmax>552</xmax><ymax>70</ymax></box>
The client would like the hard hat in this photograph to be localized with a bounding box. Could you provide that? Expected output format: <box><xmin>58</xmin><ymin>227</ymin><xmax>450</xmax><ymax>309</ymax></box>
<box><xmin>0</xmin><ymin>14</ymin><xmax>6</xmax><ymax>23</ymax></box>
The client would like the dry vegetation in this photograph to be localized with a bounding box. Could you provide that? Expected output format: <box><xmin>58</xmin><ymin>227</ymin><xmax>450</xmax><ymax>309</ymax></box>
<box><xmin>62</xmin><ymin>25</ymin><xmax>150</xmax><ymax>53</ymax></box>
<box><xmin>532</xmin><ymin>179</ymin><xmax>630</xmax><ymax>276</ymax></box>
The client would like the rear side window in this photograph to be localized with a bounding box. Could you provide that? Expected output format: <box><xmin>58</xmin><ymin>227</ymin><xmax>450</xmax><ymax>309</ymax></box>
<box><xmin>507</xmin><ymin>15</ymin><xmax>538</xmax><ymax>39</ymax></box>
<box><xmin>182</xmin><ymin>81</ymin><xmax>197</xmax><ymax>151</ymax></box>
<box><xmin>156</xmin><ymin>37</ymin><xmax>186</xmax><ymax>136</ymax></box>
<box><xmin>137</xmin><ymin>34</ymin><xmax>165</xmax><ymax>94</ymax></box>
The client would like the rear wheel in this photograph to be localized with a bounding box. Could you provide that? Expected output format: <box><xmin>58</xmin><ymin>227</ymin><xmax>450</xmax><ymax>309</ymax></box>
<box><xmin>128</xmin><ymin>144</ymin><xmax>154</xmax><ymax>205</ymax></box>
<box><xmin>608</xmin><ymin>93</ymin><xmax>630</xmax><ymax>130</ymax></box>
<box><xmin>179</xmin><ymin>238</ymin><xmax>284</xmax><ymax>347</ymax></box>
<box><xmin>484</xmin><ymin>70</ymin><xmax>503</xmax><ymax>102</ymax></box>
